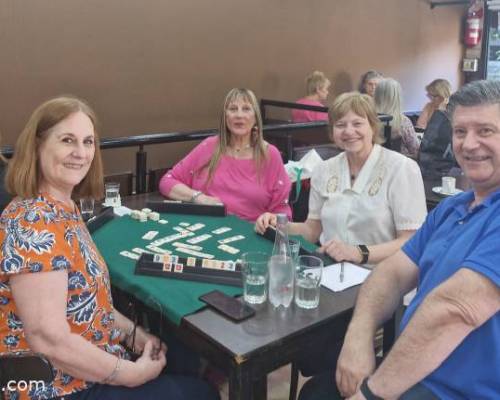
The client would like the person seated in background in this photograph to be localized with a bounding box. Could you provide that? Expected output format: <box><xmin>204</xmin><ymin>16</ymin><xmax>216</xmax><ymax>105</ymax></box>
<box><xmin>358</xmin><ymin>70</ymin><xmax>383</xmax><ymax>97</ymax></box>
<box><xmin>374</xmin><ymin>78</ymin><xmax>420</xmax><ymax>157</ymax></box>
<box><xmin>256</xmin><ymin>92</ymin><xmax>427</xmax><ymax>266</ymax></box>
<box><xmin>159</xmin><ymin>88</ymin><xmax>292</xmax><ymax>222</ymax></box>
<box><xmin>0</xmin><ymin>96</ymin><xmax>219</xmax><ymax>400</ymax></box>
<box><xmin>291</xmin><ymin>71</ymin><xmax>331</xmax><ymax>122</ymax></box>
<box><xmin>299</xmin><ymin>79</ymin><xmax>500</xmax><ymax>400</ymax></box>
<box><xmin>0</xmin><ymin>133</ymin><xmax>11</xmax><ymax>212</ymax></box>
<box><xmin>416</xmin><ymin>78</ymin><xmax>452</xmax><ymax>129</ymax></box>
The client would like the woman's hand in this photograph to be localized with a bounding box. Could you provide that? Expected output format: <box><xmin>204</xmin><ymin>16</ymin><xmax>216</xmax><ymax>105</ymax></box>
<box><xmin>254</xmin><ymin>212</ymin><xmax>277</xmax><ymax>234</ymax></box>
<box><xmin>319</xmin><ymin>239</ymin><xmax>362</xmax><ymax>264</ymax></box>
<box><xmin>195</xmin><ymin>193</ymin><xmax>223</xmax><ymax>206</ymax></box>
<box><xmin>130</xmin><ymin>340</ymin><xmax>167</xmax><ymax>386</ymax></box>
<box><xmin>129</xmin><ymin>326</ymin><xmax>167</xmax><ymax>359</ymax></box>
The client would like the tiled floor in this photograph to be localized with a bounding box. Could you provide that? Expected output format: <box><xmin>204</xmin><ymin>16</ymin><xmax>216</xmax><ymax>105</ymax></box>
<box><xmin>220</xmin><ymin>363</ymin><xmax>309</xmax><ymax>400</ymax></box>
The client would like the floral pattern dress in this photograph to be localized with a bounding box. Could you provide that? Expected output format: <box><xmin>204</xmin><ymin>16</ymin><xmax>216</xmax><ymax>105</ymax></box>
<box><xmin>0</xmin><ymin>194</ymin><xmax>125</xmax><ymax>400</ymax></box>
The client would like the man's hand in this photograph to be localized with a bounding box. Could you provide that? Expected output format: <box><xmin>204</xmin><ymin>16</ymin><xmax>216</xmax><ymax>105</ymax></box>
<box><xmin>335</xmin><ymin>334</ymin><xmax>376</xmax><ymax>397</ymax></box>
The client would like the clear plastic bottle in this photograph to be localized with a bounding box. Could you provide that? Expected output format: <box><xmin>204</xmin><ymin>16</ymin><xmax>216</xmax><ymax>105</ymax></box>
<box><xmin>268</xmin><ymin>214</ymin><xmax>294</xmax><ymax>308</ymax></box>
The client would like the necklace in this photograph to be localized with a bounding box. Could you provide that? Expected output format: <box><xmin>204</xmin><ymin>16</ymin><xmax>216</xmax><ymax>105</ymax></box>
<box><xmin>229</xmin><ymin>144</ymin><xmax>252</xmax><ymax>152</ymax></box>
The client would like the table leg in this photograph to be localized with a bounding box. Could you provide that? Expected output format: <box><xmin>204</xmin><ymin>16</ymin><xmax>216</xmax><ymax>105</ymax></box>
<box><xmin>228</xmin><ymin>366</ymin><xmax>267</xmax><ymax>400</ymax></box>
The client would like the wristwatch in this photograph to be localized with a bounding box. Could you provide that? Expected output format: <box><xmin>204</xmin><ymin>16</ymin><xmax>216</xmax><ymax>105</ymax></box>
<box><xmin>360</xmin><ymin>377</ymin><xmax>383</xmax><ymax>400</ymax></box>
<box><xmin>191</xmin><ymin>190</ymin><xmax>202</xmax><ymax>203</ymax></box>
<box><xmin>357</xmin><ymin>244</ymin><xmax>370</xmax><ymax>264</ymax></box>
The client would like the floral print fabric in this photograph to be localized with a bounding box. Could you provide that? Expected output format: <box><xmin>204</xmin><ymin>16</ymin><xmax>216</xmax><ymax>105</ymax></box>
<box><xmin>0</xmin><ymin>194</ymin><xmax>124</xmax><ymax>399</ymax></box>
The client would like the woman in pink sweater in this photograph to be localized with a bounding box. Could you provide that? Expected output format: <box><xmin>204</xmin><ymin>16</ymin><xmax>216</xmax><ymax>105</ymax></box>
<box><xmin>159</xmin><ymin>88</ymin><xmax>292</xmax><ymax>222</ymax></box>
<box><xmin>291</xmin><ymin>71</ymin><xmax>331</xmax><ymax>122</ymax></box>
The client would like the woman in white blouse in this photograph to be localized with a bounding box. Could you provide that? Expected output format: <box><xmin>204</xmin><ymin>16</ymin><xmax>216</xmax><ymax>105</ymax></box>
<box><xmin>255</xmin><ymin>92</ymin><xmax>427</xmax><ymax>265</ymax></box>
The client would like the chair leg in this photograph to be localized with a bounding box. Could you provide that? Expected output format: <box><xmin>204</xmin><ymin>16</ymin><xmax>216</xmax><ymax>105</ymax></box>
<box><xmin>289</xmin><ymin>362</ymin><xmax>299</xmax><ymax>400</ymax></box>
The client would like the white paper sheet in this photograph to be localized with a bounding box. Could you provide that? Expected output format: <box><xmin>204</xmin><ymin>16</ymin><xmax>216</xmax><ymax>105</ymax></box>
<box><xmin>321</xmin><ymin>262</ymin><xmax>371</xmax><ymax>292</ymax></box>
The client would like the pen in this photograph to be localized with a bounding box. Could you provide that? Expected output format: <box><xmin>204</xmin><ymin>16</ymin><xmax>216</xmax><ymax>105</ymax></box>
<box><xmin>340</xmin><ymin>261</ymin><xmax>344</xmax><ymax>283</ymax></box>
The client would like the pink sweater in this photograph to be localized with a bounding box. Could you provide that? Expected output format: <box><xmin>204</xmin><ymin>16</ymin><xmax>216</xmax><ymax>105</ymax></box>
<box><xmin>291</xmin><ymin>98</ymin><xmax>328</xmax><ymax>122</ymax></box>
<box><xmin>159</xmin><ymin>136</ymin><xmax>292</xmax><ymax>222</ymax></box>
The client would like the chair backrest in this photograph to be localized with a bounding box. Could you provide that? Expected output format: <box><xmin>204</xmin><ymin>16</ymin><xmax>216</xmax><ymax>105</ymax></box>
<box><xmin>104</xmin><ymin>172</ymin><xmax>134</xmax><ymax>196</ymax></box>
<box><xmin>147</xmin><ymin>167</ymin><xmax>170</xmax><ymax>193</ymax></box>
<box><xmin>0</xmin><ymin>353</ymin><xmax>54</xmax><ymax>397</ymax></box>
<box><xmin>292</xmin><ymin>144</ymin><xmax>343</xmax><ymax>161</ymax></box>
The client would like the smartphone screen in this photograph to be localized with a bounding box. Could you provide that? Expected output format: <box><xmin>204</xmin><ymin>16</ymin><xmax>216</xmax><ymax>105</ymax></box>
<box><xmin>199</xmin><ymin>290</ymin><xmax>255</xmax><ymax>322</ymax></box>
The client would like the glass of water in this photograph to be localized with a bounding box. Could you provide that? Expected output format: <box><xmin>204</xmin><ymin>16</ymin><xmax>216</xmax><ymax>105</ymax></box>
<box><xmin>104</xmin><ymin>182</ymin><xmax>121</xmax><ymax>206</ymax></box>
<box><xmin>294</xmin><ymin>255</ymin><xmax>323</xmax><ymax>309</ymax></box>
<box><xmin>241</xmin><ymin>252</ymin><xmax>269</xmax><ymax>305</ymax></box>
<box><xmin>289</xmin><ymin>238</ymin><xmax>301</xmax><ymax>261</ymax></box>
<box><xmin>79</xmin><ymin>198</ymin><xmax>95</xmax><ymax>222</ymax></box>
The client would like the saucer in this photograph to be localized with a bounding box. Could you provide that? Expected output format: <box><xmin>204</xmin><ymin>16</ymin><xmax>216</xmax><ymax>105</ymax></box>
<box><xmin>432</xmin><ymin>186</ymin><xmax>463</xmax><ymax>197</ymax></box>
<box><xmin>102</xmin><ymin>201</ymin><xmax>121</xmax><ymax>207</ymax></box>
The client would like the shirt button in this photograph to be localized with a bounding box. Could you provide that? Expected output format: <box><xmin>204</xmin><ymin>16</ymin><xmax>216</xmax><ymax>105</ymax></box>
<box><xmin>458</xmin><ymin>220</ymin><xmax>464</xmax><ymax>225</ymax></box>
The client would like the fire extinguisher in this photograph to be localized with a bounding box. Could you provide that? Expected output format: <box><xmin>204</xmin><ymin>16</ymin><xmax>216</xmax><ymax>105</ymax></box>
<box><xmin>465</xmin><ymin>0</ymin><xmax>484</xmax><ymax>48</ymax></box>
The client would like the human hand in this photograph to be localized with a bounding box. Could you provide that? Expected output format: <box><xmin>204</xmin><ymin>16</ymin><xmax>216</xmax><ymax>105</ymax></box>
<box><xmin>335</xmin><ymin>334</ymin><xmax>376</xmax><ymax>397</ymax></box>
<box><xmin>254</xmin><ymin>212</ymin><xmax>277</xmax><ymax>234</ymax></box>
<box><xmin>346</xmin><ymin>391</ymin><xmax>367</xmax><ymax>400</ymax></box>
<box><xmin>130</xmin><ymin>326</ymin><xmax>167</xmax><ymax>360</ymax></box>
<box><xmin>133</xmin><ymin>340</ymin><xmax>167</xmax><ymax>385</ymax></box>
<box><xmin>319</xmin><ymin>240</ymin><xmax>362</xmax><ymax>264</ymax></box>
<box><xmin>196</xmin><ymin>194</ymin><xmax>223</xmax><ymax>206</ymax></box>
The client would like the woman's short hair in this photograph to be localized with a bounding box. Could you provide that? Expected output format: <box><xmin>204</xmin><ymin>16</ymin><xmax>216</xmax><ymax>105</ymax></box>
<box><xmin>374</xmin><ymin>78</ymin><xmax>403</xmax><ymax>136</ymax></box>
<box><xmin>358</xmin><ymin>70</ymin><xmax>383</xmax><ymax>93</ymax></box>
<box><xmin>426</xmin><ymin>79</ymin><xmax>452</xmax><ymax>100</ymax></box>
<box><xmin>329</xmin><ymin>91</ymin><xmax>383</xmax><ymax>144</ymax></box>
<box><xmin>5</xmin><ymin>96</ymin><xmax>103</xmax><ymax>199</ymax></box>
<box><xmin>306</xmin><ymin>71</ymin><xmax>331</xmax><ymax>96</ymax></box>
<box><xmin>204</xmin><ymin>88</ymin><xmax>267</xmax><ymax>184</ymax></box>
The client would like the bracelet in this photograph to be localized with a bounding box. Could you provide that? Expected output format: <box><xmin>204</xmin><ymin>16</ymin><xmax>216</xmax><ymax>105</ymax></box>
<box><xmin>360</xmin><ymin>377</ymin><xmax>383</xmax><ymax>400</ymax></box>
<box><xmin>103</xmin><ymin>357</ymin><xmax>121</xmax><ymax>384</ymax></box>
<box><xmin>191</xmin><ymin>190</ymin><xmax>202</xmax><ymax>203</ymax></box>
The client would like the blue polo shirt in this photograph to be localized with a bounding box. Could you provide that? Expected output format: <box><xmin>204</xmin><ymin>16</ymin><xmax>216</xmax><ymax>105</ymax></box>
<box><xmin>401</xmin><ymin>189</ymin><xmax>500</xmax><ymax>400</ymax></box>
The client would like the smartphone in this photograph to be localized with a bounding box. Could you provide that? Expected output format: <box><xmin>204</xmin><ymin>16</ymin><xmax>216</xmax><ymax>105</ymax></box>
<box><xmin>199</xmin><ymin>290</ymin><xmax>255</xmax><ymax>322</ymax></box>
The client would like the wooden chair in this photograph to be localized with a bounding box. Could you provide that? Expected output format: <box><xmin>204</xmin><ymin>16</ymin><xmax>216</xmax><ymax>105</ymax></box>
<box><xmin>0</xmin><ymin>353</ymin><xmax>54</xmax><ymax>399</ymax></box>
<box><xmin>104</xmin><ymin>172</ymin><xmax>134</xmax><ymax>197</ymax></box>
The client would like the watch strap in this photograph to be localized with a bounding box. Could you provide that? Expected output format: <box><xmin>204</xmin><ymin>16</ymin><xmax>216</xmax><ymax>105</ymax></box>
<box><xmin>360</xmin><ymin>377</ymin><xmax>383</xmax><ymax>400</ymax></box>
<box><xmin>357</xmin><ymin>244</ymin><xmax>369</xmax><ymax>264</ymax></box>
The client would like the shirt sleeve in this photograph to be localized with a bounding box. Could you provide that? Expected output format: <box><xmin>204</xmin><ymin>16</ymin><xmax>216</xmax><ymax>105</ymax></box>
<box><xmin>400</xmin><ymin>116</ymin><xmax>420</xmax><ymax>157</ymax></box>
<box><xmin>307</xmin><ymin>162</ymin><xmax>327</xmax><ymax>220</ymax></box>
<box><xmin>388</xmin><ymin>157</ymin><xmax>427</xmax><ymax>231</ymax></box>
<box><xmin>158</xmin><ymin>137</ymin><xmax>216</xmax><ymax>196</ymax></box>
<box><xmin>0</xmin><ymin>204</ymin><xmax>73</xmax><ymax>276</ymax></box>
<box><xmin>402</xmin><ymin>208</ymin><xmax>437</xmax><ymax>266</ymax></box>
<box><xmin>265</xmin><ymin>145</ymin><xmax>292</xmax><ymax>218</ymax></box>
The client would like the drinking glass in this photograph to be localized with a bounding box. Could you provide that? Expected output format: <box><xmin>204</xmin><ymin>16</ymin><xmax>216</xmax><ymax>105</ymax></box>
<box><xmin>289</xmin><ymin>238</ymin><xmax>301</xmax><ymax>261</ymax></box>
<box><xmin>241</xmin><ymin>252</ymin><xmax>269</xmax><ymax>305</ymax></box>
<box><xmin>79</xmin><ymin>198</ymin><xmax>95</xmax><ymax>221</ymax></box>
<box><xmin>105</xmin><ymin>182</ymin><xmax>121</xmax><ymax>206</ymax></box>
<box><xmin>294</xmin><ymin>255</ymin><xmax>323</xmax><ymax>309</ymax></box>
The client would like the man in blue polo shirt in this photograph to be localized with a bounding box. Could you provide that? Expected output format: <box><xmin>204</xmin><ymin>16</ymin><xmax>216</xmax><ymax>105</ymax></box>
<box><xmin>300</xmin><ymin>80</ymin><xmax>500</xmax><ymax>400</ymax></box>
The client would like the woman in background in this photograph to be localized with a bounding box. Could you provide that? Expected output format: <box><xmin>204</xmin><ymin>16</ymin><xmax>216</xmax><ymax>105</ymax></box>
<box><xmin>374</xmin><ymin>78</ymin><xmax>420</xmax><ymax>158</ymax></box>
<box><xmin>291</xmin><ymin>71</ymin><xmax>331</xmax><ymax>122</ymax></box>
<box><xmin>159</xmin><ymin>88</ymin><xmax>291</xmax><ymax>222</ymax></box>
<box><xmin>358</xmin><ymin>70</ymin><xmax>383</xmax><ymax>97</ymax></box>
<box><xmin>416</xmin><ymin>78</ymin><xmax>451</xmax><ymax>129</ymax></box>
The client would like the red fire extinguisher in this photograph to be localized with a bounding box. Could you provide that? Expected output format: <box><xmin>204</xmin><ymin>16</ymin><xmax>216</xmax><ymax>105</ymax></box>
<box><xmin>465</xmin><ymin>0</ymin><xmax>484</xmax><ymax>48</ymax></box>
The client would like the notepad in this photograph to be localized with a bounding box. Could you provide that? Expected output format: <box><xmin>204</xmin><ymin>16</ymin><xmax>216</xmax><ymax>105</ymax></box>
<box><xmin>321</xmin><ymin>262</ymin><xmax>371</xmax><ymax>292</ymax></box>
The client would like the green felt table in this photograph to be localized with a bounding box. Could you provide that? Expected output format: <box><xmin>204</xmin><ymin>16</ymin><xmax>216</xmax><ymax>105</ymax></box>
<box><xmin>91</xmin><ymin>212</ymin><xmax>315</xmax><ymax>325</ymax></box>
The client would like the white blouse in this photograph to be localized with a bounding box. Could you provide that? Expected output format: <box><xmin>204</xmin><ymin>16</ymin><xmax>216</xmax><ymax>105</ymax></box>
<box><xmin>308</xmin><ymin>144</ymin><xmax>427</xmax><ymax>246</ymax></box>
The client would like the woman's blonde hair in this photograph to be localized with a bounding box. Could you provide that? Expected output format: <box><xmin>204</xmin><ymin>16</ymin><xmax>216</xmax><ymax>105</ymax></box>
<box><xmin>374</xmin><ymin>78</ymin><xmax>403</xmax><ymax>137</ymax></box>
<box><xmin>306</xmin><ymin>71</ymin><xmax>331</xmax><ymax>96</ymax></box>
<box><xmin>0</xmin><ymin>131</ymin><xmax>7</xmax><ymax>163</ymax></box>
<box><xmin>426</xmin><ymin>79</ymin><xmax>452</xmax><ymax>100</ymax></box>
<box><xmin>5</xmin><ymin>96</ymin><xmax>104</xmax><ymax>199</ymax></box>
<box><xmin>329</xmin><ymin>92</ymin><xmax>383</xmax><ymax>144</ymax></box>
<box><xmin>204</xmin><ymin>88</ymin><xmax>267</xmax><ymax>185</ymax></box>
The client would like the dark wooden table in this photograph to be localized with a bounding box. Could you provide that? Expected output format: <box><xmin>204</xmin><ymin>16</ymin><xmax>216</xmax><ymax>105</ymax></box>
<box><xmin>102</xmin><ymin>193</ymin><xmax>360</xmax><ymax>400</ymax></box>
